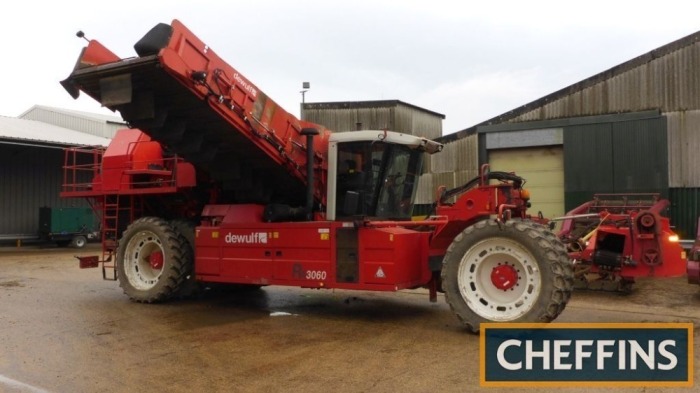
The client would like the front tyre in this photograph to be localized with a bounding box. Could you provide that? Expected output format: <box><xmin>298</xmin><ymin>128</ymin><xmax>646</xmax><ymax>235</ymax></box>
<box><xmin>442</xmin><ymin>219</ymin><xmax>573</xmax><ymax>333</ymax></box>
<box><xmin>117</xmin><ymin>217</ymin><xmax>189</xmax><ymax>303</ymax></box>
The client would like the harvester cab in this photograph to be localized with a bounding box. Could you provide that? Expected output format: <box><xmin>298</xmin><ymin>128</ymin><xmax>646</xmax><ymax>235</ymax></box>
<box><xmin>327</xmin><ymin>130</ymin><xmax>442</xmax><ymax>221</ymax></box>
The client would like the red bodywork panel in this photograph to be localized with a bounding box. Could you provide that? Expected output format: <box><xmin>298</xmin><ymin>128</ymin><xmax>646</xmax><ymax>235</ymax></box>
<box><xmin>195</xmin><ymin>204</ymin><xmax>430</xmax><ymax>291</ymax></box>
<box><xmin>62</xmin><ymin>19</ymin><xmax>330</xmax><ymax>207</ymax></box>
<box><xmin>157</xmin><ymin>20</ymin><xmax>330</xmax><ymax>203</ymax></box>
<box><xmin>430</xmin><ymin>182</ymin><xmax>531</xmax><ymax>255</ymax></box>
<box><xmin>558</xmin><ymin>194</ymin><xmax>686</xmax><ymax>279</ymax></box>
<box><xmin>78</xmin><ymin>40</ymin><xmax>119</xmax><ymax>68</ymax></box>
<box><xmin>62</xmin><ymin>129</ymin><xmax>196</xmax><ymax>197</ymax></box>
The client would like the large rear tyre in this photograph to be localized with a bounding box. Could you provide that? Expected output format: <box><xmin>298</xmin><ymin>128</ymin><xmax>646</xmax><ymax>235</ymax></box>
<box><xmin>441</xmin><ymin>219</ymin><xmax>573</xmax><ymax>333</ymax></box>
<box><xmin>169</xmin><ymin>218</ymin><xmax>199</xmax><ymax>298</ymax></box>
<box><xmin>116</xmin><ymin>217</ymin><xmax>190</xmax><ymax>303</ymax></box>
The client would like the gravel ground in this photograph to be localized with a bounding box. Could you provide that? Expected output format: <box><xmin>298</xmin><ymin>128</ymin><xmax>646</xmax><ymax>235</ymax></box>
<box><xmin>1</xmin><ymin>244</ymin><xmax>699</xmax><ymax>392</ymax></box>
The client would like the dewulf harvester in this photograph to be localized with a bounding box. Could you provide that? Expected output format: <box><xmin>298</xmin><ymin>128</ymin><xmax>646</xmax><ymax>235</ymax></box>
<box><xmin>60</xmin><ymin>20</ymin><xmax>573</xmax><ymax>332</ymax></box>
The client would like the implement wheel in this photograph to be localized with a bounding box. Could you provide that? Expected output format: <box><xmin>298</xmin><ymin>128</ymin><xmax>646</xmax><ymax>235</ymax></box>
<box><xmin>442</xmin><ymin>219</ymin><xmax>573</xmax><ymax>333</ymax></box>
<box><xmin>117</xmin><ymin>217</ymin><xmax>190</xmax><ymax>303</ymax></box>
<box><xmin>71</xmin><ymin>235</ymin><xmax>87</xmax><ymax>248</ymax></box>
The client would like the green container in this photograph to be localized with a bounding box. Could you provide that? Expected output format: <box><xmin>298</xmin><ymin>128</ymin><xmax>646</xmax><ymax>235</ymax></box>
<box><xmin>39</xmin><ymin>207</ymin><xmax>98</xmax><ymax>236</ymax></box>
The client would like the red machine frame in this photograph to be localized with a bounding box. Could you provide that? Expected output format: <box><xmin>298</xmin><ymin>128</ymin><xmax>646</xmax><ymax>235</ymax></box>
<box><xmin>557</xmin><ymin>194</ymin><xmax>685</xmax><ymax>290</ymax></box>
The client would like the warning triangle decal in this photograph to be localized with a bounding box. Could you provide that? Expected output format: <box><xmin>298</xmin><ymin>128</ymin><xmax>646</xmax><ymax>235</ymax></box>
<box><xmin>375</xmin><ymin>267</ymin><xmax>386</xmax><ymax>278</ymax></box>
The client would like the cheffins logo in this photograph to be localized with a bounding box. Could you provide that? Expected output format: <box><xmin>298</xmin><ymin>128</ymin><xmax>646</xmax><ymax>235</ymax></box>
<box><xmin>481</xmin><ymin>323</ymin><xmax>693</xmax><ymax>387</ymax></box>
<box><xmin>225</xmin><ymin>232</ymin><xmax>268</xmax><ymax>244</ymax></box>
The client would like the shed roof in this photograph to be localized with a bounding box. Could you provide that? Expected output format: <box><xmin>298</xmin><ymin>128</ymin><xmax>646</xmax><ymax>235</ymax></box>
<box><xmin>0</xmin><ymin>116</ymin><xmax>111</xmax><ymax>147</ymax></box>
<box><xmin>303</xmin><ymin>100</ymin><xmax>446</xmax><ymax>119</ymax></box>
<box><xmin>440</xmin><ymin>29</ymin><xmax>700</xmax><ymax>143</ymax></box>
<box><xmin>19</xmin><ymin>104</ymin><xmax>125</xmax><ymax>125</ymax></box>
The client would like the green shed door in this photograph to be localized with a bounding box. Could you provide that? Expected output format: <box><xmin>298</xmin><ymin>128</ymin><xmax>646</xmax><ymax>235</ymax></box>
<box><xmin>488</xmin><ymin>146</ymin><xmax>564</xmax><ymax>220</ymax></box>
<box><xmin>563</xmin><ymin>123</ymin><xmax>615</xmax><ymax>212</ymax></box>
<box><xmin>563</xmin><ymin>117</ymin><xmax>667</xmax><ymax>212</ymax></box>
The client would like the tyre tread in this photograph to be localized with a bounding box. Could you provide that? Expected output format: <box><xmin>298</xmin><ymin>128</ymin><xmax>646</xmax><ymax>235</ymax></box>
<box><xmin>441</xmin><ymin>219</ymin><xmax>574</xmax><ymax>333</ymax></box>
<box><xmin>117</xmin><ymin>216</ymin><xmax>190</xmax><ymax>303</ymax></box>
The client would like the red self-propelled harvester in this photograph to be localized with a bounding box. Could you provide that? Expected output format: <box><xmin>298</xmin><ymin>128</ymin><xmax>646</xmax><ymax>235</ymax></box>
<box><xmin>60</xmin><ymin>20</ymin><xmax>573</xmax><ymax>332</ymax></box>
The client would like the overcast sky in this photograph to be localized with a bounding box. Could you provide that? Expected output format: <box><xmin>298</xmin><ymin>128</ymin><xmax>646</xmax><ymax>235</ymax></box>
<box><xmin>1</xmin><ymin>0</ymin><xmax>699</xmax><ymax>135</ymax></box>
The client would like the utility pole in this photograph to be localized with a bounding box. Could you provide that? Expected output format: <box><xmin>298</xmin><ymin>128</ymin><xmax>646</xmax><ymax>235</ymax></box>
<box><xmin>300</xmin><ymin>81</ymin><xmax>310</xmax><ymax>119</ymax></box>
<box><xmin>300</xmin><ymin>81</ymin><xmax>310</xmax><ymax>103</ymax></box>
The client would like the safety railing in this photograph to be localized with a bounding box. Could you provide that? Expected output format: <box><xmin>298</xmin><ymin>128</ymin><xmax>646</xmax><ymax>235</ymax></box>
<box><xmin>62</xmin><ymin>146</ymin><xmax>104</xmax><ymax>196</ymax></box>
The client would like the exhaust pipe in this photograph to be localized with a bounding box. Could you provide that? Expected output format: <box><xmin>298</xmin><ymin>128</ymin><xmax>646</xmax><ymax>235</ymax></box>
<box><xmin>301</xmin><ymin>128</ymin><xmax>320</xmax><ymax>220</ymax></box>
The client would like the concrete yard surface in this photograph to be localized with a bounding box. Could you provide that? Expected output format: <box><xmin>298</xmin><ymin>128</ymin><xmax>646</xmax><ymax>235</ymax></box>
<box><xmin>1</xmin><ymin>245</ymin><xmax>699</xmax><ymax>392</ymax></box>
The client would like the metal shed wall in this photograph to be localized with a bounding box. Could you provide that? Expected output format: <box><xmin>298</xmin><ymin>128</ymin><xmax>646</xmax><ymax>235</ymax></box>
<box><xmin>440</xmin><ymin>32</ymin><xmax>700</xmax><ymax>237</ymax></box>
<box><xmin>669</xmin><ymin>188</ymin><xmax>700</xmax><ymax>239</ymax></box>
<box><xmin>415</xmin><ymin>135</ymin><xmax>478</xmax><ymax>205</ymax></box>
<box><xmin>414</xmin><ymin>173</ymin><xmax>435</xmax><ymax>206</ymax></box>
<box><xmin>505</xmin><ymin>37</ymin><xmax>700</xmax><ymax>123</ymax></box>
<box><xmin>393</xmin><ymin>104</ymin><xmax>443</xmax><ymax>140</ymax></box>
<box><xmin>302</xmin><ymin>106</ymin><xmax>394</xmax><ymax>133</ymax></box>
<box><xmin>563</xmin><ymin>117</ymin><xmax>668</xmax><ymax>211</ymax></box>
<box><xmin>667</xmin><ymin>109</ymin><xmax>700</xmax><ymax>187</ymax></box>
<box><xmin>0</xmin><ymin>144</ymin><xmax>89</xmax><ymax>239</ymax></box>
<box><xmin>302</xmin><ymin>101</ymin><xmax>444</xmax><ymax>139</ymax></box>
<box><xmin>429</xmin><ymin>134</ymin><xmax>479</xmax><ymax>177</ymax></box>
<box><xmin>612</xmin><ymin>117</ymin><xmax>668</xmax><ymax>193</ymax></box>
<box><xmin>666</xmin><ymin>109</ymin><xmax>700</xmax><ymax>238</ymax></box>
<box><xmin>563</xmin><ymin>123</ymin><xmax>615</xmax><ymax>210</ymax></box>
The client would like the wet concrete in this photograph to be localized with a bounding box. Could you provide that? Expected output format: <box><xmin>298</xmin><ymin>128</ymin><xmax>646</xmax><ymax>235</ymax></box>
<box><xmin>1</xmin><ymin>245</ymin><xmax>700</xmax><ymax>392</ymax></box>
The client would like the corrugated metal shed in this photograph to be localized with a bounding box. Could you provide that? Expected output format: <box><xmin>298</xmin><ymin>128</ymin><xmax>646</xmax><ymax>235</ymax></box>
<box><xmin>302</xmin><ymin>100</ymin><xmax>444</xmax><ymax>140</ymax></box>
<box><xmin>563</xmin><ymin>123</ymin><xmax>614</xmax><ymax>210</ymax></box>
<box><xmin>0</xmin><ymin>116</ymin><xmax>110</xmax><ymax>147</ymax></box>
<box><xmin>611</xmin><ymin>117</ymin><xmax>667</xmax><ymax>193</ymax></box>
<box><xmin>458</xmin><ymin>31</ymin><xmax>700</xmax><ymax>127</ymax></box>
<box><xmin>430</xmin><ymin>134</ymin><xmax>479</xmax><ymax>178</ymax></box>
<box><xmin>414</xmin><ymin>173</ymin><xmax>434</xmax><ymax>205</ymax></box>
<box><xmin>416</xmin><ymin>135</ymin><xmax>478</xmax><ymax>204</ymax></box>
<box><xmin>669</xmin><ymin>188</ymin><xmax>700</xmax><ymax>239</ymax></box>
<box><xmin>0</xmin><ymin>144</ymin><xmax>90</xmax><ymax>239</ymax></box>
<box><xmin>0</xmin><ymin>116</ymin><xmax>109</xmax><ymax>240</ymax></box>
<box><xmin>434</xmin><ymin>29</ymin><xmax>700</xmax><ymax>237</ymax></box>
<box><xmin>561</xmin><ymin>115</ymin><xmax>667</xmax><ymax>211</ymax></box>
<box><xmin>19</xmin><ymin>105</ymin><xmax>125</xmax><ymax>138</ymax></box>
<box><xmin>667</xmin><ymin>109</ymin><xmax>700</xmax><ymax>187</ymax></box>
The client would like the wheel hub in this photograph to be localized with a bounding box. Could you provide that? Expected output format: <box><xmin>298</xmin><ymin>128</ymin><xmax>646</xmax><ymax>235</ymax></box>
<box><xmin>490</xmin><ymin>264</ymin><xmax>518</xmax><ymax>290</ymax></box>
<box><xmin>149</xmin><ymin>251</ymin><xmax>164</xmax><ymax>270</ymax></box>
